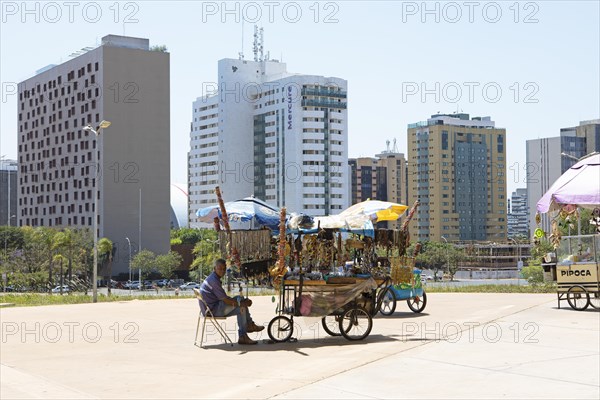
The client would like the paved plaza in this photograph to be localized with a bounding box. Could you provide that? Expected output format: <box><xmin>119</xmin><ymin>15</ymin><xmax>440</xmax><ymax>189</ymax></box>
<box><xmin>1</xmin><ymin>293</ymin><xmax>598</xmax><ymax>399</ymax></box>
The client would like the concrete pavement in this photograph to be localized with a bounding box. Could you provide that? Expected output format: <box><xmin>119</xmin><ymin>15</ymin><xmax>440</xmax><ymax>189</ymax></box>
<box><xmin>1</xmin><ymin>293</ymin><xmax>598</xmax><ymax>399</ymax></box>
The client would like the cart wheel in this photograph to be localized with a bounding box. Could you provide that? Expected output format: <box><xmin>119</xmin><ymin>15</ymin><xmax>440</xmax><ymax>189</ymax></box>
<box><xmin>407</xmin><ymin>291</ymin><xmax>427</xmax><ymax>313</ymax></box>
<box><xmin>268</xmin><ymin>316</ymin><xmax>294</xmax><ymax>342</ymax></box>
<box><xmin>566</xmin><ymin>286</ymin><xmax>590</xmax><ymax>311</ymax></box>
<box><xmin>339</xmin><ymin>306</ymin><xmax>372</xmax><ymax>341</ymax></box>
<box><xmin>590</xmin><ymin>292</ymin><xmax>600</xmax><ymax>310</ymax></box>
<box><xmin>379</xmin><ymin>287</ymin><xmax>396</xmax><ymax>316</ymax></box>
<box><xmin>322</xmin><ymin>315</ymin><xmax>342</xmax><ymax>336</ymax></box>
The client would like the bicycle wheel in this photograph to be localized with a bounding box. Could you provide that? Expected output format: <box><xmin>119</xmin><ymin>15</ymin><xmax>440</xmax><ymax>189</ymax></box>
<box><xmin>590</xmin><ymin>292</ymin><xmax>600</xmax><ymax>309</ymax></box>
<box><xmin>322</xmin><ymin>315</ymin><xmax>342</xmax><ymax>336</ymax></box>
<box><xmin>268</xmin><ymin>316</ymin><xmax>294</xmax><ymax>342</ymax></box>
<box><xmin>567</xmin><ymin>286</ymin><xmax>590</xmax><ymax>311</ymax></box>
<box><xmin>378</xmin><ymin>287</ymin><xmax>396</xmax><ymax>316</ymax></box>
<box><xmin>407</xmin><ymin>291</ymin><xmax>427</xmax><ymax>313</ymax></box>
<box><xmin>339</xmin><ymin>306</ymin><xmax>372</xmax><ymax>341</ymax></box>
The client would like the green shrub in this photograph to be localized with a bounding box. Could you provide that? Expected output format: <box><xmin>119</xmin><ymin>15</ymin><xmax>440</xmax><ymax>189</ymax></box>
<box><xmin>521</xmin><ymin>265</ymin><xmax>544</xmax><ymax>285</ymax></box>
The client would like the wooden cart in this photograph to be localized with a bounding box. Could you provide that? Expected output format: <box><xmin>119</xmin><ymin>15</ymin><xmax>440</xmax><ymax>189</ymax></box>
<box><xmin>555</xmin><ymin>234</ymin><xmax>600</xmax><ymax>311</ymax></box>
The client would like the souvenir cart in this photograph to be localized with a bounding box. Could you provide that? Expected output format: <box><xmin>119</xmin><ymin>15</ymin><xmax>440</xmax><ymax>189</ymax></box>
<box><xmin>268</xmin><ymin>207</ymin><xmax>378</xmax><ymax>342</ymax></box>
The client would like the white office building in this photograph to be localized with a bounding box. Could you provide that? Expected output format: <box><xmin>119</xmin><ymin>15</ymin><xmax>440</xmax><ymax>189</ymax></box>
<box><xmin>189</xmin><ymin>57</ymin><xmax>348</xmax><ymax>225</ymax></box>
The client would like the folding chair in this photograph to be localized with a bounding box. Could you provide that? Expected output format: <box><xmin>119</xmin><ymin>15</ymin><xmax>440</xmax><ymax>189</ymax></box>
<box><xmin>193</xmin><ymin>288</ymin><xmax>234</xmax><ymax>348</ymax></box>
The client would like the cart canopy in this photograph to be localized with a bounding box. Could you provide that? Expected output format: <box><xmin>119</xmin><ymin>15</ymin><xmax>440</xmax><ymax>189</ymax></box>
<box><xmin>537</xmin><ymin>153</ymin><xmax>600</xmax><ymax>214</ymax></box>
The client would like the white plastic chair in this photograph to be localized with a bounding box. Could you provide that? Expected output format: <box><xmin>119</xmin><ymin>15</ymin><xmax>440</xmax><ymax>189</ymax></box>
<box><xmin>193</xmin><ymin>288</ymin><xmax>234</xmax><ymax>348</ymax></box>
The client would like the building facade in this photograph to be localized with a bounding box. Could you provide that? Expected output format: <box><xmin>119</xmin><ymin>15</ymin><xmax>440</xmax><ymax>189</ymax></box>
<box><xmin>1</xmin><ymin>159</ymin><xmax>18</xmax><ymax>226</ymax></box>
<box><xmin>407</xmin><ymin>113</ymin><xmax>507</xmax><ymax>242</ymax></box>
<box><xmin>17</xmin><ymin>35</ymin><xmax>170</xmax><ymax>275</ymax></box>
<box><xmin>189</xmin><ymin>57</ymin><xmax>348</xmax><ymax>225</ymax></box>
<box><xmin>349</xmin><ymin>144</ymin><xmax>407</xmax><ymax>228</ymax></box>
<box><xmin>507</xmin><ymin>188</ymin><xmax>528</xmax><ymax>238</ymax></box>
<box><xmin>526</xmin><ymin>119</ymin><xmax>600</xmax><ymax>234</ymax></box>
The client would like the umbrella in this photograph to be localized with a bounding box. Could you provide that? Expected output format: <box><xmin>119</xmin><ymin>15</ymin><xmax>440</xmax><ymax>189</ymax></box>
<box><xmin>196</xmin><ymin>197</ymin><xmax>281</xmax><ymax>230</ymax></box>
<box><xmin>339</xmin><ymin>200</ymin><xmax>409</xmax><ymax>222</ymax></box>
<box><xmin>537</xmin><ymin>153</ymin><xmax>600</xmax><ymax>214</ymax></box>
<box><xmin>291</xmin><ymin>200</ymin><xmax>409</xmax><ymax>237</ymax></box>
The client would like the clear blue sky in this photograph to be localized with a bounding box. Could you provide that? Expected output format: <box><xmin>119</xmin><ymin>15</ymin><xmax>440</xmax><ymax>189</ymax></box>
<box><xmin>2</xmin><ymin>1</ymin><xmax>599</xmax><ymax>198</ymax></box>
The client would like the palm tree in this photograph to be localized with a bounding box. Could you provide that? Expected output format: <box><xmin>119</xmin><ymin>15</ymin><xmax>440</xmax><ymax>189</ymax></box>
<box><xmin>35</xmin><ymin>227</ymin><xmax>56</xmax><ymax>292</ymax></box>
<box><xmin>52</xmin><ymin>254</ymin><xmax>68</xmax><ymax>294</ymax></box>
<box><xmin>97</xmin><ymin>238</ymin><xmax>114</xmax><ymax>295</ymax></box>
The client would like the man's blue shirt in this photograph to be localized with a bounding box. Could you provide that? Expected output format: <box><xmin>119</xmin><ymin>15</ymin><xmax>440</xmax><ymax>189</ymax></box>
<box><xmin>200</xmin><ymin>271</ymin><xmax>227</xmax><ymax>311</ymax></box>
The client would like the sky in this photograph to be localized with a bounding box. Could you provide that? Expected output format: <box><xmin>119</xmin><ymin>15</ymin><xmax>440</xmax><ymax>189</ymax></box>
<box><xmin>1</xmin><ymin>0</ymin><xmax>599</xmax><ymax>198</ymax></box>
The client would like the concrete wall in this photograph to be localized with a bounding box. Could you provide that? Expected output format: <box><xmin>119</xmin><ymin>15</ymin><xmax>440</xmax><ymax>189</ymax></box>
<box><xmin>102</xmin><ymin>45</ymin><xmax>170</xmax><ymax>275</ymax></box>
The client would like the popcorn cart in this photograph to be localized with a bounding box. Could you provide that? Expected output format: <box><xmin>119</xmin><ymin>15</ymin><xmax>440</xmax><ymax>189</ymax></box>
<box><xmin>555</xmin><ymin>234</ymin><xmax>600</xmax><ymax>311</ymax></box>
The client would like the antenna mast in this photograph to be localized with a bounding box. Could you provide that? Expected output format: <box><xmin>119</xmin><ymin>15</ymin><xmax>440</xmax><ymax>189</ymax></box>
<box><xmin>253</xmin><ymin>25</ymin><xmax>259</xmax><ymax>62</ymax></box>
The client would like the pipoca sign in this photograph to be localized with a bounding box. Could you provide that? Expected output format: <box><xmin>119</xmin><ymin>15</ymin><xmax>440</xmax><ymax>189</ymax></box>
<box><xmin>560</xmin><ymin>269</ymin><xmax>593</xmax><ymax>277</ymax></box>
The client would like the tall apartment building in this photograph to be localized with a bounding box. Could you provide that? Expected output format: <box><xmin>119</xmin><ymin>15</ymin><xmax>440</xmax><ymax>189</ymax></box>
<box><xmin>17</xmin><ymin>35</ymin><xmax>170</xmax><ymax>275</ymax></box>
<box><xmin>1</xmin><ymin>159</ymin><xmax>18</xmax><ymax>226</ymax></box>
<box><xmin>507</xmin><ymin>188</ymin><xmax>528</xmax><ymax>238</ymax></box>
<box><xmin>349</xmin><ymin>143</ymin><xmax>407</xmax><ymax>227</ymax></box>
<box><xmin>407</xmin><ymin>113</ymin><xmax>507</xmax><ymax>242</ymax></box>
<box><xmin>526</xmin><ymin>119</ymin><xmax>599</xmax><ymax>233</ymax></box>
<box><xmin>189</xmin><ymin>57</ymin><xmax>348</xmax><ymax>225</ymax></box>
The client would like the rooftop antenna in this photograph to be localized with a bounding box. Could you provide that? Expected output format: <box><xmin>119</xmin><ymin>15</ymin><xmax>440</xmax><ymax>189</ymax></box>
<box><xmin>259</xmin><ymin>27</ymin><xmax>264</xmax><ymax>61</ymax></box>
<box><xmin>386</xmin><ymin>140</ymin><xmax>391</xmax><ymax>152</ymax></box>
<box><xmin>239</xmin><ymin>20</ymin><xmax>245</xmax><ymax>60</ymax></box>
<box><xmin>393</xmin><ymin>138</ymin><xmax>399</xmax><ymax>153</ymax></box>
<box><xmin>252</xmin><ymin>25</ymin><xmax>259</xmax><ymax>62</ymax></box>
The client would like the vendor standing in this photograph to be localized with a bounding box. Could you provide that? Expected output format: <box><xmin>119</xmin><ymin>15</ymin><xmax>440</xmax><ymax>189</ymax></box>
<box><xmin>200</xmin><ymin>259</ymin><xmax>264</xmax><ymax>345</ymax></box>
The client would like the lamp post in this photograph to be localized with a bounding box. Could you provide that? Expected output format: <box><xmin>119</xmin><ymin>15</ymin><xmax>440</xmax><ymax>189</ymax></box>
<box><xmin>125</xmin><ymin>237</ymin><xmax>132</xmax><ymax>294</ymax></box>
<box><xmin>83</xmin><ymin>120</ymin><xmax>111</xmax><ymax>303</ymax></box>
<box><xmin>441</xmin><ymin>236</ymin><xmax>448</xmax><ymax>280</ymax></box>
<box><xmin>4</xmin><ymin>215</ymin><xmax>16</xmax><ymax>257</ymax></box>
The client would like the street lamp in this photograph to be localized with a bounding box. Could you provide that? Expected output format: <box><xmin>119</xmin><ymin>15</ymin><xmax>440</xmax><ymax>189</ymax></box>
<box><xmin>125</xmin><ymin>237</ymin><xmax>132</xmax><ymax>294</ymax></box>
<box><xmin>441</xmin><ymin>236</ymin><xmax>448</xmax><ymax>281</ymax></box>
<box><xmin>83</xmin><ymin>120</ymin><xmax>111</xmax><ymax>303</ymax></box>
<box><xmin>4</xmin><ymin>215</ymin><xmax>16</xmax><ymax>255</ymax></box>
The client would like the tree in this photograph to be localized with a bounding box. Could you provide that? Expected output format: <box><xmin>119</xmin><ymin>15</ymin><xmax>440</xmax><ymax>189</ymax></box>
<box><xmin>155</xmin><ymin>251</ymin><xmax>183</xmax><ymax>278</ymax></box>
<box><xmin>98</xmin><ymin>238</ymin><xmax>113</xmax><ymax>295</ymax></box>
<box><xmin>52</xmin><ymin>254</ymin><xmax>68</xmax><ymax>294</ymax></box>
<box><xmin>191</xmin><ymin>230</ymin><xmax>220</xmax><ymax>282</ymax></box>
<box><xmin>131</xmin><ymin>249</ymin><xmax>156</xmax><ymax>284</ymax></box>
<box><xmin>415</xmin><ymin>242</ymin><xmax>448</xmax><ymax>281</ymax></box>
<box><xmin>33</xmin><ymin>227</ymin><xmax>56</xmax><ymax>292</ymax></box>
<box><xmin>447</xmin><ymin>246</ymin><xmax>466</xmax><ymax>281</ymax></box>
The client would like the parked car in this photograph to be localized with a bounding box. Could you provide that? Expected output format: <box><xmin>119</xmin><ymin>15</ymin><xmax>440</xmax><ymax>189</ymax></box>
<box><xmin>124</xmin><ymin>281</ymin><xmax>141</xmax><ymax>290</ymax></box>
<box><xmin>156</xmin><ymin>279</ymin><xmax>170</xmax><ymax>287</ymax></box>
<box><xmin>179</xmin><ymin>282</ymin><xmax>200</xmax><ymax>290</ymax></box>
<box><xmin>51</xmin><ymin>285</ymin><xmax>70</xmax><ymax>293</ymax></box>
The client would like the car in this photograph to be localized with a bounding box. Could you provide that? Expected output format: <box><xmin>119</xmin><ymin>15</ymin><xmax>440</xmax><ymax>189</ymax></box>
<box><xmin>51</xmin><ymin>285</ymin><xmax>70</xmax><ymax>293</ymax></box>
<box><xmin>179</xmin><ymin>282</ymin><xmax>200</xmax><ymax>290</ymax></box>
<box><xmin>124</xmin><ymin>281</ymin><xmax>141</xmax><ymax>290</ymax></box>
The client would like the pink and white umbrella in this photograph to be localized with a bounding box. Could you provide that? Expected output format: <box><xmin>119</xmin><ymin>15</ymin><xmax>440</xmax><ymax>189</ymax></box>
<box><xmin>537</xmin><ymin>153</ymin><xmax>600</xmax><ymax>213</ymax></box>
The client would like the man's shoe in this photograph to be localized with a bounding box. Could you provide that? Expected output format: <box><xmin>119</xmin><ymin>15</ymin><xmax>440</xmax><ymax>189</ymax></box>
<box><xmin>238</xmin><ymin>334</ymin><xmax>258</xmax><ymax>345</ymax></box>
<box><xmin>247</xmin><ymin>322</ymin><xmax>265</xmax><ymax>333</ymax></box>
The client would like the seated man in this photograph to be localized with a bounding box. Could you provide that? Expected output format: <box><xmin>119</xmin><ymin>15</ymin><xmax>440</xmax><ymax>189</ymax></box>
<box><xmin>200</xmin><ymin>258</ymin><xmax>264</xmax><ymax>345</ymax></box>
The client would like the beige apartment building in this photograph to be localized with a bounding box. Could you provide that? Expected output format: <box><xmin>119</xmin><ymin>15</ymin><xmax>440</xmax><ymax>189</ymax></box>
<box><xmin>349</xmin><ymin>143</ymin><xmax>407</xmax><ymax>228</ymax></box>
<box><xmin>407</xmin><ymin>113</ymin><xmax>507</xmax><ymax>242</ymax></box>
<box><xmin>17</xmin><ymin>35</ymin><xmax>170</xmax><ymax>276</ymax></box>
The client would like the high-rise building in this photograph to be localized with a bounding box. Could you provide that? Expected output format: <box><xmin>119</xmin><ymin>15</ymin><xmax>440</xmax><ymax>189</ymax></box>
<box><xmin>526</xmin><ymin>119</ymin><xmax>599</xmax><ymax>234</ymax></box>
<box><xmin>1</xmin><ymin>158</ymin><xmax>18</xmax><ymax>226</ymax></box>
<box><xmin>17</xmin><ymin>35</ymin><xmax>170</xmax><ymax>275</ymax></box>
<box><xmin>507</xmin><ymin>188</ymin><xmax>528</xmax><ymax>238</ymax></box>
<box><xmin>407</xmin><ymin>113</ymin><xmax>507</xmax><ymax>242</ymax></box>
<box><xmin>189</xmin><ymin>56</ymin><xmax>348</xmax><ymax>225</ymax></box>
<box><xmin>349</xmin><ymin>142</ymin><xmax>407</xmax><ymax>228</ymax></box>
